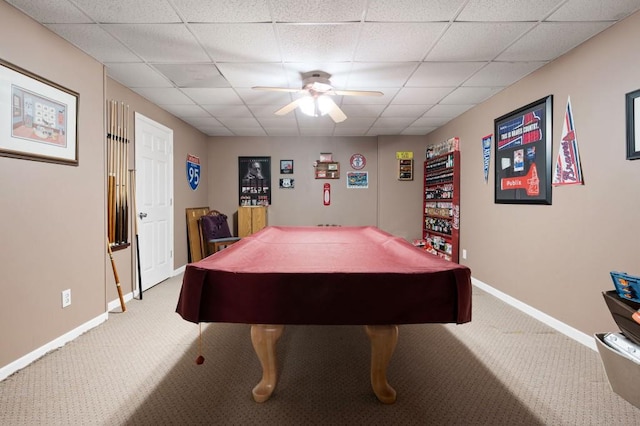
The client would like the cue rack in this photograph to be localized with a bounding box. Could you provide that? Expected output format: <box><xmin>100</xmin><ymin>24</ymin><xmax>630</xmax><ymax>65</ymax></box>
<box><xmin>106</xmin><ymin>99</ymin><xmax>130</xmax><ymax>249</ymax></box>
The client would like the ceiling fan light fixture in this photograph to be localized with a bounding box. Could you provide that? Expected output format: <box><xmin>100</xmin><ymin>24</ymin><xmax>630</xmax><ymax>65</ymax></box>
<box><xmin>299</xmin><ymin>95</ymin><xmax>331</xmax><ymax>117</ymax></box>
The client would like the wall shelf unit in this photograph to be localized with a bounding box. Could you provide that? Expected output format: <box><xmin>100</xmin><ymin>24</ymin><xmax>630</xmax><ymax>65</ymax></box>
<box><xmin>423</xmin><ymin>150</ymin><xmax>460</xmax><ymax>262</ymax></box>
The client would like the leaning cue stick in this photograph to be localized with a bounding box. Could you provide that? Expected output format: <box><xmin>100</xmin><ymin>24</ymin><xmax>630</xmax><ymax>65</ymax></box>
<box><xmin>130</xmin><ymin>169</ymin><xmax>143</xmax><ymax>300</ymax></box>
<box><xmin>107</xmin><ymin>239</ymin><xmax>127</xmax><ymax>312</ymax></box>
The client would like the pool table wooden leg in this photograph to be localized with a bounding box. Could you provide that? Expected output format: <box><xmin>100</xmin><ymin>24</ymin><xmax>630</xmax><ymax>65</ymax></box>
<box><xmin>365</xmin><ymin>325</ymin><xmax>398</xmax><ymax>404</ymax></box>
<box><xmin>250</xmin><ymin>324</ymin><xmax>284</xmax><ymax>403</ymax></box>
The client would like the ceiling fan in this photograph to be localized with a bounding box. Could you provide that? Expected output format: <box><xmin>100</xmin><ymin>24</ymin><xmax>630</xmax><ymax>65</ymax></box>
<box><xmin>252</xmin><ymin>71</ymin><xmax>383</xmax><ymax>123</ymax></box>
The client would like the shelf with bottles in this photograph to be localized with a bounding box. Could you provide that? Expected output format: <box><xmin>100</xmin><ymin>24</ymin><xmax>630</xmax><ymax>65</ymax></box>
<box><xmin>423</xmin><ymin>146</ymin><xmax>460</xmax><ymax>262</ymax></box>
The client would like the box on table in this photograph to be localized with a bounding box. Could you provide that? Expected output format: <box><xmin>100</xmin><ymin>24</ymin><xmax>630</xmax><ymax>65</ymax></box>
<box><xmin>595</xmin><ymin>333</ymin><xmax>640</xmax><ymax>408</ymax></box>
<box><xmin>602</xmin><ymin>290</ymin><xmax>640</xmax><ymax>346</ymax></box>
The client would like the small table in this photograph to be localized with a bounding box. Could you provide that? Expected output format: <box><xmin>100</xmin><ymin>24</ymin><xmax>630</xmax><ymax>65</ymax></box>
<box><xmin>176</xmin><ymin>226</ymin><xmax>472</xmax><ymax>403</ymax></box>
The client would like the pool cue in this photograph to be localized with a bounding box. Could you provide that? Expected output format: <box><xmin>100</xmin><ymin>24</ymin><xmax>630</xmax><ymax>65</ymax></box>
<box><xmin>122</xmin><ymin>102</ymin><xmax>129</xmax><ymax>243</ymax></box>
<box><xmin>107</xmin><ymin>239</ymin><xmax>127</xmax><ymax>312</ymax></box>
<box><xmin>130</xmin><ymin>169</ymin><xmax>143</xmax><ymax>300</ymax></box>
<box><xmin>107</xmin><ymin>100</ymin><xmax>116</xmax><ymax>243</ymax></box>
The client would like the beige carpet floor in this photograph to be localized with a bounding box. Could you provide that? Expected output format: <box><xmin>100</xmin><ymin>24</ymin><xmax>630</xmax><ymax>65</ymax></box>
<box><xmin>1</xmin><ymin>273</ymin><xmax>639</xmax><ymax>425</ymax></box>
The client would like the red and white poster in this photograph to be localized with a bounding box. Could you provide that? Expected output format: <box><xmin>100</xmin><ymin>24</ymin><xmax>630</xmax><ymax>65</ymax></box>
<box><xmin>552</xmin><ymin>96</ymin><xmax>583</xmax><ymax>186</ymax></box>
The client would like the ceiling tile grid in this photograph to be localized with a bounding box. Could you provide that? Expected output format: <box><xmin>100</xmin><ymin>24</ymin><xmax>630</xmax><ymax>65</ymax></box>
<box><xmin>6</xmin><ymin>0</ymin><xmax>640</xmax><ymax>137</ymax></box>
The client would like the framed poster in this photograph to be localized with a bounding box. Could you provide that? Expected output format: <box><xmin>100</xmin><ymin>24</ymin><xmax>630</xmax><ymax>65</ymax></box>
<box><xmin>494</xmin><ymin>95</ymin><xmax>553</xmax><ymax>205</ymax></box>
<box><xmin>0</xmin><ymin>59</ymin><xmax>78</xmax><ymax>166</ymax></box>
<box><xmin>626</xmin><ymin>89</ymin><xmax>640</xmax><ymax>160</ymax></box>
<box><xmin>239</xmin><ymin>156</ymin><xmax>271</xmax><ymax>206</ymax></box>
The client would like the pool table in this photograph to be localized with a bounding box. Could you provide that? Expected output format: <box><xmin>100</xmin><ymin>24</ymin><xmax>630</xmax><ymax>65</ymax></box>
<box><xmin>176</xmin><ymin>226</ymin><xmax>472</xmax><ymax>403</ymax></box>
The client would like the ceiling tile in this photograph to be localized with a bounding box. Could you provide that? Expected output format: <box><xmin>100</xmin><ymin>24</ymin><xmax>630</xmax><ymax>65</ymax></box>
<box><xmin>463</xmin><ymin>61</ymin><xmax>547</xmax><ymax>86</ymax></box>
<box><xmin>180</xmin><ymin>88</ymin><xmax>243</xmax><ymax>104</ymax></box>
<box><xmin>457</xmin><ymin>0</ymin><xmax>564</xmax><ymax>21</ymax></box>
<box><xmin>411</xmin><ymin>116</ymin><xmax>452</xmax><ymax>127</ymax></box>
<box><xmin>237</xmin><ymin>89</ymin><xmax>294</xmax><ymax>106</ymax></box>
<box><xmin>172</xmin><ymin>0</ymin><xmax>272</xmax><ymax>22</ymax></box>
<box><xmin>276</xmin><ymin>23</ymin><xmax>360</xmax><ymax>62</ymax></box>
<box><xmin>340</xmin><ymin>104</ymin><xmax>387</xmax><ymax>117</ymax></box>
<box><xmin>45</xmin><ymin>24</ymin><xmax>139</xmax><ymax>63</ymax></box>
<box><xmin>356</xmin><ymin>23</ymin><xmax>446</xmax><ymax>61</ymax></box>
<box><xmin>192</xmin><ymin>23</ymin><xmax>281</xmax><ymax>62</ymax></box>
<box><xmin>153</xmin><ymin>64</ymin><xmax>230</xmax><ymax>88</ymax></box>
<box><xmin>103</xmin><ymin>23</ymin><xmax>209</xmax><ymax>62</ymax></box>
<box><xmin>392</xmin><ymin>87</ymin><xmax>453</xmax><ymax>105</ymax></box>
<box><xmin>381</xmin><ymin>104</ymin><xmax>431</xmax><ymax>117</ymax></box>
<box><xmin>497</xmin><ymin>22</ymin><xmax>613</xmax><ymax>61</ymax></box>
<box><xmin>216</xmin><ymin>63</ymin><xmax>288</xmax><ymax>87</ymax></box>
<box><xmin>229</xmin><ymin>127</ymin><xmax>267</xmax><ymax>136</ymax></box>
<box><xmin>132</xmin><ymin>88</ymin><xmax>196</xmax><ymax>105</ymax></box>
<box><xmin>270</xmin><ymin>0</ymin><xmax>366</xmax><ymax>22</ymax></box>
<box><xmin>406</xmin><ymin>62</ymin><xmax>487</xmax><ymax>87</ymax></box>
<box><xmin>261</xmin><ymin>127</ymin><xmax>301</xmax><ymax>136</ymax></box>
<box><xmin>346</xmin><ymin>63</ymin><xmax>417</xmax><ymax>88</ymax></box>
<box><xmin>547</xmin><ymin>0</ymin><xmax>640</xmax><ymax>21</ymax></box>
<box><xmin>202</xmin><ymin>105</ymin><xmax>253</xmax><ymax>117</ymax></box>
<box><xmin>181</xmin><ymin>117</ymin><xmax>224</xmax><ymax>128</ymax></box>
<box><xmin>365</xmin><ymin>0</ymin><xmax>466</xmax><ymax>21</ymax></box>
<box><xmin>423</xmin><ymin>104</ymin><xmax>474</xmax><ymax>117</ymax></box>
<box><xmin>426</xmin><ymin>22</ymin><xmax>535</xmax><ymax>61</ymax></box>
<box><xmin>373</xmin><ymin>117</ymin><xmax>416</xmax><ymax>127</ymax></box>
<box><xmin>401</xmin><ymin>126</ymin><xmax>437</xmax><ymax>135</ymax></box>
<box><xmin>439</xmin><ymin>87</ymin><xmax>503</xmax><ymax>104</ymax></box>
<box><xmin>72</xmin><ymin>0</ymin><xmax>181</xmax><ymax>23</ymax></box>
<box><xmin>106</xmin><ymin>63</ymin><xmax>172</xmax><ymax>88</ymax></box>
<box><xmin>160</xmin><ymin>104</ymin><xmax>211</xmax><ymax>117</ymax></box>
<box><xmin>216</xmin><ymin>117</ymin><xmax>263</xmax><ymax>127</ymax></box>
<box><xmin>342</xmin><ymin>88</ymin><xmax>400</xmax><ymax>105</ymax></box>
<box><xmin>5</xmin><ymin>0</ymin><xmax>91</xmax><ymax>23</ymax></box>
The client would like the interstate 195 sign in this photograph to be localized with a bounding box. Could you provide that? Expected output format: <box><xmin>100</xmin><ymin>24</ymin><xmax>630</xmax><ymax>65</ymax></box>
<box><xmin>186</xmin><ymin>154</ymin><xmax>200</xmax><ymax>190</ymax></box>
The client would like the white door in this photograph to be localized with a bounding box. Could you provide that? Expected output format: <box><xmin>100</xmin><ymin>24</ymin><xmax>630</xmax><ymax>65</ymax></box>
<box><xmin>135</xmin><ymin>113</ymin><xmax>173</xmax><ymax>292</ymax></box>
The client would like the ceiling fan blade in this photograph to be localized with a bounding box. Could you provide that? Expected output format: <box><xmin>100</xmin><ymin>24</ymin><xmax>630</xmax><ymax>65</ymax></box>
<box><xmin>322</xmin><ymin>97</ymin><xmax>347</xmax><ymax>123</ymax></box>
<box><xmin>252</xmin><ymin>86</ymin><xmax>302</xmax><ymax>93</ymax></box>
<box><xmin>274</xmin><ymin>98</ymin><xmax>306</xmax><ymax>116</ymax></box>
<box><xmin>333</xmin><ymin>89</ymin><xmax>383</xmax><ymax>97</ymax></box>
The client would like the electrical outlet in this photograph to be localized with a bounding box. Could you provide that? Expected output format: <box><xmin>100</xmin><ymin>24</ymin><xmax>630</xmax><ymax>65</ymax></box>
<box><xmin>62</xmin><ymin>289</ymin><xmax>71</xmax><ymax>308</ymax></box>
<box><xmin>462</xmin><ymin>249</ymin><xmax>467</xmax><ymax>260</ymax></box>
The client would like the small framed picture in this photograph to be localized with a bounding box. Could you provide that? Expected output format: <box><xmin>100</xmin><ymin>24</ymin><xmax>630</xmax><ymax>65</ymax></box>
<box><xmin>280</xmin><ymin>159</ymin><xmax>293</xmax><ymax>174</ymax></box>
<box><xmin>279</xmin><ymin>178</ymin><xmax>295</xmax><ymax>188</ymax></box>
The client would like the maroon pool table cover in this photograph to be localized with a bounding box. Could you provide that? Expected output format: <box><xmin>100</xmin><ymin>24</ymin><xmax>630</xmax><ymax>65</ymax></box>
<box><xmin>176</xmin><ymin>226</ymin><xmax>471</xmax><ymax>325</ymax></box>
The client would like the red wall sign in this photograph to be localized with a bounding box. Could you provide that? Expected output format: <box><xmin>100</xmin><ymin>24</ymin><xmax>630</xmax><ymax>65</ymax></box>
<box><xmin>323</xmin><ymin>183</ymin><xmax>331</xmax><ymax>206</ymax></box>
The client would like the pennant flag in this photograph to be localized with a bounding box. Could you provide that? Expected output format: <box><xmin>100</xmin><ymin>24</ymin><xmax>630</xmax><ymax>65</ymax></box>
<box><xmin>553</xmin><ymin>96</ymin><xmax>583</xmax><ymax>185</ymax></box>
<box><xmin>482</xmin><ymin>134</ymin><xmax>492</xmax><ymax>183</ymax></box>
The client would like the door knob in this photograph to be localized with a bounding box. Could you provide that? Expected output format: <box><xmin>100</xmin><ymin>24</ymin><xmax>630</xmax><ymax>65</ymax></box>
<box><xmin>138</xmin><ymin>212</ymin><xmax>148</xmax><ymax>219</ymax></box>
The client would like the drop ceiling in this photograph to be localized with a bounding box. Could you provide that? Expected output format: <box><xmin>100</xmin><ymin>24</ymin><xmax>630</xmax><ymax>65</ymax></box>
<box><xmin>5</xmin><ymin>0</ymin><xmax>640</xmax><ymax>137</ymax></box>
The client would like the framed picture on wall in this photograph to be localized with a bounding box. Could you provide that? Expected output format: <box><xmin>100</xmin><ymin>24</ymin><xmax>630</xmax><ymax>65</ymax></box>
<box><xmin>626</xmin><ymin>89</ymin><xmax>640</xmax><ymax>160</ymax></box>
<box><xmin>0</xmin><ymin>59</ymin><xmax>78</xmax><ymax>166</ymax></box>
<box><xmin>280</xmin><ymin>159</ymin><xmax>293</xmax><ymax>174</ymax></box>
<box><xmin>494</xmin><ymin>95</ymin><xmax>553</xmax><ymax>205</ymax></box>
<box><xmin>239</xmin><ymin>156</ymin><xmax>271</xmax><ymax>206</ymax></box>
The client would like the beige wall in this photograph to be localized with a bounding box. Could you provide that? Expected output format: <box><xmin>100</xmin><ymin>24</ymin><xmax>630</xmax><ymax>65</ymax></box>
<box><xmin>0</xmin><ymin>3</ymin><xmax>105</xmax><ymax>368</ymax></box>
<box><xmin>426</xmin><ymin>12</ymin><xmax>640</xmax><ymax>336</ymax></box>
<box><xmin>0</xmin><ymin>1</ymin><xmax>210</xmax><ymax>372</ymax></box>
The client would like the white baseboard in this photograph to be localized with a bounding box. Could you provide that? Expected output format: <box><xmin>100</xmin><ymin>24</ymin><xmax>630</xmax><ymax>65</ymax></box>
<box><xmin>472</xmin><ymin>277</ymin><xmax>596</xmax><ymax>351</ymax></box>
<box><xmin>0</xmin><ymin>312</ymin><xmax>108</xmax><ymax>382</ymax></box>
<box><xmin>2</xmin><ymin>265</ymin><xmax>188</xmax><ymax>382</ymax></box>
